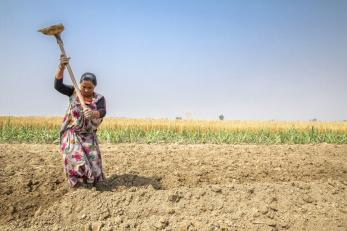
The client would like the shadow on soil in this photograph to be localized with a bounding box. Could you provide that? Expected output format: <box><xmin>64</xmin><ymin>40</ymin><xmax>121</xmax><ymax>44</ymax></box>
<box><xmin>95</xmin><ymin>173</ymin><xmax>162</xmax><ymax>192</ymax></box>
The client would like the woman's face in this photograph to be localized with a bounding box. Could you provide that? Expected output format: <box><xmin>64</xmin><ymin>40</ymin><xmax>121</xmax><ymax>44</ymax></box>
<box><xmin>80</xmin><ymin>80</ymin><xmax>95</xmax><ymax>98</ymax></box>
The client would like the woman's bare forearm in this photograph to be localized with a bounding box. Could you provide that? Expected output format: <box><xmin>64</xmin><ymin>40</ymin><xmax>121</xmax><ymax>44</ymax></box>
<box><xmin>56</xmin><ymin>54</ymin><xmax>69</xmax><ymax>80</ymax></box>
<box><xmin>55</xmin><ymin>65</ymin><xmax>64</xmax><ymax>80</ymax></box>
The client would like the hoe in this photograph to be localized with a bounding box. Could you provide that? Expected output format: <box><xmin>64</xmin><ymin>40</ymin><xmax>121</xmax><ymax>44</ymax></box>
<box><xmin>38</xmin><ymin>23</ymin><xmax>86</xmax><ymax>108</ymax></box>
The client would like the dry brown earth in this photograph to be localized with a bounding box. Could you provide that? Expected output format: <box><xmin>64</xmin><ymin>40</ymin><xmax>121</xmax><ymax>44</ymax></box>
<box><xmin>0</xmin><ymin>144</ymin><xmax>346</xmax><ymax>230</ymax></box>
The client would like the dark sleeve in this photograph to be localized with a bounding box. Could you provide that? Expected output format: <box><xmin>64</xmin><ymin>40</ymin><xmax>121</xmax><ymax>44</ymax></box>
<box><xmin>96</xmin><ymin>97</ymin><xmax>106</xmax><ymax>118</ymax></box>
<box><xmin>54</xmin><ymin>78</ymin><xmax>74</xmax><ymax>97</ymax></box>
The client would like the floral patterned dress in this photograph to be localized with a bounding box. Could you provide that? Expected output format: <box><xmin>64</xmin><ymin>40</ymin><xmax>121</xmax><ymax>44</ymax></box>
<box><xmin>60</xmin><ymin>92</ymin><xmax>105</xmax><ymax>187</ymax></box>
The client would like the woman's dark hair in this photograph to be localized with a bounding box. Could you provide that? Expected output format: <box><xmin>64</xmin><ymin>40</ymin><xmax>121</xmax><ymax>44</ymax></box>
<box><xmin>80</xmin><ymin>72</ymin><xmax>97</xmax><ymax>86</ymax></box>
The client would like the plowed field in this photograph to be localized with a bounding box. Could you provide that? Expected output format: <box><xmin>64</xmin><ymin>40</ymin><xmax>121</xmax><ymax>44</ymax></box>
<box><xmin>0</xmin><ymin>144</ymin><xmax>346</xmax><ymax>230</ymax></box>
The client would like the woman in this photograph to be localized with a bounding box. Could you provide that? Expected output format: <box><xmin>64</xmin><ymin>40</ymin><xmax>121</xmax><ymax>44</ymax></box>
<box><xmin>54</xmin><ymin>54</ymin><xmax>106</xmax><ymax>188</ymax></box>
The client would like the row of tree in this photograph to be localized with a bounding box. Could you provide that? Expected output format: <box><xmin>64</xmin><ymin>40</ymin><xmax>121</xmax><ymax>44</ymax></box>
<box><xmin>176</xmin><ymin>114</ymin><xmax>225</xmax><ymax>120</ymax></box>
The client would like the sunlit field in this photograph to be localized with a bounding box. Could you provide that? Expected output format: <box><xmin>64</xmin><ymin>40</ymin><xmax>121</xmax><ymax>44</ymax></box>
<box><xmin>1</xmin><ymin>116</ymin><xmax>346</xmax><ymax>144</ymax></box>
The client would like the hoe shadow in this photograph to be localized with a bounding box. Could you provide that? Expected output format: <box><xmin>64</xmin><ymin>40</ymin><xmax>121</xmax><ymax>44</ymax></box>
<box><xmin>96</xmin><ymin>173</ymin><xmax>162</xmax><ymax>192</ymax></box>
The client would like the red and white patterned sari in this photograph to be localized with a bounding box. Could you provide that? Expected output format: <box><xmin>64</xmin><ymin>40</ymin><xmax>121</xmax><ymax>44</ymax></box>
<box><xmin>59</xmin><ymin>92</ymin><xmax>105</xmax><ymax>187</ymax></box>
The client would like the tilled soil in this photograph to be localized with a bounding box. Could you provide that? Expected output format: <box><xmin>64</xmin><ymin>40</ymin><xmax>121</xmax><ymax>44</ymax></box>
<box><xmin>0</xmin><ymin>144</ymin><xmax>346</xmax><ymax>230</ymax></box>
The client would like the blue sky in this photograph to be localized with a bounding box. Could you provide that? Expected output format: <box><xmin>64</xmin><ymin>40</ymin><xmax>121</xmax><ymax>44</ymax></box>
<box><xmin>0</xmin><ymin>0</ymin><xmax>346</xmax><ymax>120</ymax></box>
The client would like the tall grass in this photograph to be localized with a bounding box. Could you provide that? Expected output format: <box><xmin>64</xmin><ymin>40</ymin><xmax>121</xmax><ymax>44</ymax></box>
<box><xmin>1</xmin><ymin>116</ymin><xmax>346</xmax><ymax>144</ymax></box>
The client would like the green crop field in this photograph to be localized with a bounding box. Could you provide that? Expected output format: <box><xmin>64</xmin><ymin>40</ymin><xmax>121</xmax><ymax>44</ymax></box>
<box><xmin>1</xmin><ymin>116</ymin><xmax>346</xmax><ymax>144</ymax></box>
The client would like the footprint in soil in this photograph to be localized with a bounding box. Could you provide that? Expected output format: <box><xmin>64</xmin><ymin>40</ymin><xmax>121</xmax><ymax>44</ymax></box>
<box><xmin>96</xmin><ymin>173</ymin><xmax>162</xmax><ymax>192</ymax></box>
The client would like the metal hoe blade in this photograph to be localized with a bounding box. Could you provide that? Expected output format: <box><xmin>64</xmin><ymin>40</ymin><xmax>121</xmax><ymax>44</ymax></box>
<box><xmin>38</xmin><ymin>24</ymin><xmax>64</xmax><ymax>36</ymax></box>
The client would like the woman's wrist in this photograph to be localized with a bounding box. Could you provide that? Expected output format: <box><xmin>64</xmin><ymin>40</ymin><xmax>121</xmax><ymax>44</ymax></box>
<box><xmin>55</xmin><ymin>66</ymin><xmax>64</xmax><ymax>79</ymax></box>
<box><xmin>92</xmin><ymin>111</ymin><xmax>100</xmax><ymax>119</ymax></box>
<box><xmin>58</xmin><ymin>64</ymin><xmax>64</xmax><ymax>70</ymax></box>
